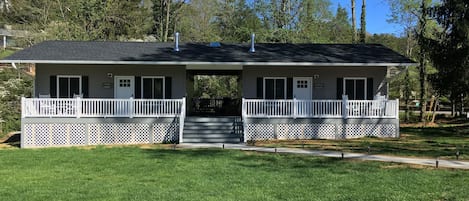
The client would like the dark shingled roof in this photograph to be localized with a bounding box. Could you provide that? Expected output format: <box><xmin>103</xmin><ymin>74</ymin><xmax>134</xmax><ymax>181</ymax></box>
<box><xmin>2</xmin><ymin>41</ymin><xmax>415</xmax><ymax>65</ymax></box>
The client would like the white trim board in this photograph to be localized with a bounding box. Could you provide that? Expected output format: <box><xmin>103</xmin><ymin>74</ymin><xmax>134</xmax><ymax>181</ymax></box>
<box><xmin>2</xmin><ymin>60</ymin><xmax>416</xmax><ymax>67</ymax></box>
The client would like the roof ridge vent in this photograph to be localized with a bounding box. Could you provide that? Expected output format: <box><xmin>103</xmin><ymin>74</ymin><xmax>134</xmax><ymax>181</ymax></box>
<box><xmin>174</xmin><ymin>32</ymin><xmax>180</xmax><ymax>52</ymax></box>
<box><xmin>249</xmin><ymin>33</ymin><xmax>255</xmax><ymax>53</ymax></box>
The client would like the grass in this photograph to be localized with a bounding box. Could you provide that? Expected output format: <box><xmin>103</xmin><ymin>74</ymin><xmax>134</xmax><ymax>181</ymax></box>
<box><xmin>255</xmin><ymin>124</ymin><xmax>469</xmax><ymax>160</ymax></box>
<box><xmin>0</xmin><ymin>146</ymin><xmax>467</xmax><ymax>201</ymax></box>
<box><xmin>0</xmin><ymin>49</ymin><xmax>15</xmax><ymax>59</ymax></box>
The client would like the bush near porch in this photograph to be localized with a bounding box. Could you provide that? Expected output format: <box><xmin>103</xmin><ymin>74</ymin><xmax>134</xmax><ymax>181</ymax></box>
<box><xmin>0</xmin><ymin>146</ymin><xmax>467</xmax><ymax>201</ymax></box>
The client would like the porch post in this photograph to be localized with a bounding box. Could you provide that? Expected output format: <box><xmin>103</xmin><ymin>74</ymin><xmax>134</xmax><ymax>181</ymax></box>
<box><xmin>342</xmin><ymin>95</ymin><xmax>348</xmax><ymax>119</ymax></box>
<box><xmin>129</xmin><ymin>97</ymin><xmax>134</xmax><ymax>118</ymax></box>
<box><xmin>21</xmin><ymin>97</ymin><xmax>25</xmax><ymax>119</ymax></box>
<box><xmin>293</xmin><ymin>97</ymin><xmax>297</xmax><ymax>119</ymax></box>
<box><xmin>179</xmin><ymin>97</ymin><xmax>186</xmax><ymax>144</ymax></box>
<box><xmin>395</xmin><ymin>99</ymin><xmax>399</xmax><ymax>119</ymax></box>
<box><xmin>76</xmin><ymin>97</ymin><xmax>81</xmax><ymax>118</ymax></box>
<box><xmin>242</xmin><ymin>98</ymin><xmax>247</xmax><ymax>143</ymax></box>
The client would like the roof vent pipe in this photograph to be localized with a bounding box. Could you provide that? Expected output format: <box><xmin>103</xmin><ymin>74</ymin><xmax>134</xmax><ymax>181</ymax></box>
<box><xmin>174</xmin><ymin>32</ymin><xmax>180</xmax><ymax>52</ymax></box>
<box><xmin>249</xmin><ymin>33</ymin><xmax>255</xmax><ymax>53</ymax></box>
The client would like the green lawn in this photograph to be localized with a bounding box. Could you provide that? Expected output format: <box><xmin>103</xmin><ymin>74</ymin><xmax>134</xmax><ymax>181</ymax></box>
<box><xmin>0</xmin><ymin>146</ymin><xmax>467</xmax><ymax>201</ymax></box>
<box><xmin>255</xmin><ymin>125</ymin><xmax>469</xmax><ymax>160</ymax></box>
<box><xmin>0</xmin><ymin>49</ymin><xmax>15</xmax><ymax>59</ymax></box>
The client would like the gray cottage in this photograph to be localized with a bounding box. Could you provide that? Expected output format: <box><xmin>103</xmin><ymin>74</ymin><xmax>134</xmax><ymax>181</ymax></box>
<box><xmin>2</xmin><ymin>35</ymin><xmax>415</xmax><ymax>148</ymax></box>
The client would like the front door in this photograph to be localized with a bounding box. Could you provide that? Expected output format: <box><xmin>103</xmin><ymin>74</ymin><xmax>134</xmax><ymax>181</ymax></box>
<box><xmin>114</xmin><ymin>76</ymin><xmax>135</xmax><ymax>98</ymax></box>
<box><xmin>293</xmin><ymin>77</ymin><xmax>312</xmax><ymax>100</ymax></box>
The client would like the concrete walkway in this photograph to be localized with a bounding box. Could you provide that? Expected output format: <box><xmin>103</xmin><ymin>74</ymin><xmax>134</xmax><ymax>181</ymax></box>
<box><xmin>179</xmin><ymin>143</ymin><xmax>469</xmax><ymax>170</ymax></box>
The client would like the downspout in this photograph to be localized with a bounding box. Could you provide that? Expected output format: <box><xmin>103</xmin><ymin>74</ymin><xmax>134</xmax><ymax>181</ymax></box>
<box><xmin>11</xmin><ymin>62</ymin><xmax>17</xmax><ymax>69</ymax></box>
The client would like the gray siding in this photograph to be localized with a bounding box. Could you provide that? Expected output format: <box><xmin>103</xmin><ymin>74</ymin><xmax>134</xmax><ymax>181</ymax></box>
<box><xmin>35</xmin><ymin>64</ymin><xmax>387</xmax><ymax>100</ymax></box>
<box><xmin>35</xmin><ymin>64</ymin><xmax>186</xmax><ymax>98</ymax></box>
<box><xmin>242</xmin><ymin>66</ymin><xmax>388</xmax><ymax>99</ymax></box>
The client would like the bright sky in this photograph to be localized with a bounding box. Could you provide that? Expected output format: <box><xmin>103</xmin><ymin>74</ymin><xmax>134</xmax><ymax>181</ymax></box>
<box><xmin>331</xmin><ymin>0</ymin><xmax>403</xmax><ymax>36</ymax></box>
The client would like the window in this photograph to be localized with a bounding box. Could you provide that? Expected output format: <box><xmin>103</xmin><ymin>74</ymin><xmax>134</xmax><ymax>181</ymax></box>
<box><xmin>264</xmin><ymin>77</ymin><xmax>286</xmax><ymax>99</ymax></box>
<box><xmin>141</xmin><ymin>76</ymin><xmax>164</xmax><ymax>99</ymax></box>
<box><xmin>57</xmin><ymin>75</ymin><xmax>81</xmax><ymax>98</ymax></box>
<box><xmin>297</xmin><ymin>80</ymin><xmax>308</xmax><ymax>88</ymax></box>
<box><xmin>119</xmin><ymin>79</ymin><xmax>131</xmax><ymax>87</ymax></box>
<box><xmin>344</xmin><ymin>77</ymin><xmax>366</xmax><ymax>100</ymax></box>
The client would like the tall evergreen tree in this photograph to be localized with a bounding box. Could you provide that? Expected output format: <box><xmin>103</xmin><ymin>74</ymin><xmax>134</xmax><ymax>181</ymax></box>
<box><xmin>359</xmin><ymin>0</ymin><xmax>366</xmax><ymax>43</ymax></box>
<box><xmin>426</xmin><ymin>0</ymin><xmax>469</xmax><ymax>116</ymax></box>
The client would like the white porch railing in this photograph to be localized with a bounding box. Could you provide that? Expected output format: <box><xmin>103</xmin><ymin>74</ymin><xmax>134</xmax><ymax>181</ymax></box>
<box><xmin>242</xmin><ymin>98</ymin><xmax>399</xmax><ymax>119</ymax></box>
<box><xmin>21</xmin><ymin>97</ymin><xmax>186</xmax><ymax>118</ymax></box>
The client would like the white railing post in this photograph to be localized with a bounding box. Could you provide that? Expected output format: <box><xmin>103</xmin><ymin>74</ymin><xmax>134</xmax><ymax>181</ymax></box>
<box><xmin>293</xmin><ymin>97</ymin><xmax>297</xmax><ymax>119</ymax></box>
<box><xmin>129</xmin><ymin>97</ymin><xmax>134</xmax><ymax>118</ymax></box>
<box><xmin>179</xmin><ymin>97</ymin><xmax>186</xmax><ymax>144</ymax></box>
<box><xmin>395</xmin><ymin>99</ymin><xmax>399</xmax><ymax>119</ymax></box>
<box><xmin>342</xmin><ymin>95</ymin><xmax>348</xmax><ymax>119</ymax></box>
<box><xmin>21</xmin><ymin>97</ymin><xmax>25</xmax><ymax>119</ymax></box>
<box><xmin>76</xmin><ymin>97</ymin><xmax>81</xmax><ymax>118</ymax></box>
<box><xmin>242</xmin><ymin>98</ymin><xmax>248</xmax><ymax>143</ymax></box>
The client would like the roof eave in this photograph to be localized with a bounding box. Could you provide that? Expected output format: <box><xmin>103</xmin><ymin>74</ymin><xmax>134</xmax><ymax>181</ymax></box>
<box><xmin>0</xmin><ymin>60</ymin><xmax>417</xmax><ymax>67</ymax></box>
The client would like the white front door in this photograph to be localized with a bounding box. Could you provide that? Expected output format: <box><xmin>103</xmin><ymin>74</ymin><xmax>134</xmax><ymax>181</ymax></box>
<box><xmin>293</xmin><ymin>77</ymin><xmax>312</xmax><ymax>100</ymax></box>
<box><xmin>114</xmin><ymin>76</ymin><xmax>135</xmax><ymax>98</ymax></box>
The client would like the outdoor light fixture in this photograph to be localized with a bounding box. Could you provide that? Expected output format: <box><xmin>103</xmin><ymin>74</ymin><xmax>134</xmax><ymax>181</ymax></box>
<box><xmin>107</xmin><ymin>73</ymin><xmax>113</xmax><ymax>78</ymax></box>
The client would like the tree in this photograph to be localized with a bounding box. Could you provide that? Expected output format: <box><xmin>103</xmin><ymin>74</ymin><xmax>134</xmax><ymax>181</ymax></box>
<box><xmin>359</xmin><ymin>0</ymin><xmax>366</xmax><ymax>43</ymax></box>
<box><xmin>151</xmin><ymin>0</ymin><xmax>185</xmax><ymax>42</ymax></box>
<box><xmin>351</xmin><ymin>0</ymin><xmax>356</xmax><ymax>43</ymax></box>
<box><xmin>328</xmin><ymin>4</ymin><xmax>353</xmax><ymax>43</ymax></box>
<box><xmin>426</xmin><ymin>0</ymin><xmax>469</xmax><ymax>116</ymax></box>
<box><xmin>215</xmin><ymin>0</ymin><xmax>262</xmax><ymax>42</ymax></box>
<box><xmin>0</xmin><ymin>68</ymin><xmax>32</xmax><ymax>134</ymax></box>
<box><xmin>386</xmin><ymin>0</ymin><xmax>421</xmax><ymax>122</ymax></box>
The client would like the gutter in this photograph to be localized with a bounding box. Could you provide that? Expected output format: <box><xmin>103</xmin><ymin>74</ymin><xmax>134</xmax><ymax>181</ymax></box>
<box><xmin>0</xmin><ymin>60</ymin><xmax>417</xmax><ymax>67</ymax></box>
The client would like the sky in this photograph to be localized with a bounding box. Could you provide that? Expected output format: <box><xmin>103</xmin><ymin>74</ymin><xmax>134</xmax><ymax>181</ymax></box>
<box><xmin>331</xmin><ymin>0</ymin><xmax>403</xmax><ymax>36</ymax></box>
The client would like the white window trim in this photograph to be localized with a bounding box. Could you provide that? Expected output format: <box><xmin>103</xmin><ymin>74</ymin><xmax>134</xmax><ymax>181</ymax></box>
<box><xmin>263</xmin><ymin>77</ymin><xmax>287</xmax><ymax>100</ymax></box>
<box><xmin>57</xmin><ymin>75</ymin><xmax>82</xmax><ymax>98</ymax></box>
<box><xmin>141</xmin><ymin>76</ymin><xmax>165</xmax><ymax>99</ymax></box>
<box><xmin>343</xmin><ymin>77</ymin><xmax>367</xmax><ymax>100</ymax></box>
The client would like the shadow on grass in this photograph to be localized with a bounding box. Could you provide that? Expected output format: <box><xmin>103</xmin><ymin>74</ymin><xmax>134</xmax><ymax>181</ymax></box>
<box><xmin>140</xmin><ymin>147</ymin><xmax>359</xmax><ymax>174</ymax></box>
<box><xmin>1</xmin><ymin>132</ymin><xmax>20</xmax><ymax>148</ymax></box>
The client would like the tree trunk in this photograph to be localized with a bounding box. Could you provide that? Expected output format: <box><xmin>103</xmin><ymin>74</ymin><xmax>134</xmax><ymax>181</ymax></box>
<box><xmin>159</xmin><ymin>0</ymin><xmax>164</xmax><ymax>41</ymax></box>
<box><xmin>403</xmin><ymin>29</ymin><xmax>412</xmax><ymax>123</ymax></box>
<box><xmin>351</xmin><ymin>0</ymin><xmax>356</xmax><ymax>43</ymax></box>
<box><xmin>163</xmin><ymin>0</ymin><xmax>171</xmax><ymax>42</ymax></box>
<box><xmin>418</xmin><ymin>0</ymin><xmax>427</xmax><ymax>122</ymax></box>
<box><xmin>404</xmin><ymin>70</ymin><xmax>411</xmax><ymax>122</ymax></box>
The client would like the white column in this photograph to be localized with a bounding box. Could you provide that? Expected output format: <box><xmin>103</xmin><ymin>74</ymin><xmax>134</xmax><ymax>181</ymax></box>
<box><xmin>3</xmin><ymin>35</ymin><xmax>6</xmax><ymax>49</ymax></box>
<box><xmin>342</xmin><ymin>95</ymin><xmax>348</xmax><ymax>119</ymax></box>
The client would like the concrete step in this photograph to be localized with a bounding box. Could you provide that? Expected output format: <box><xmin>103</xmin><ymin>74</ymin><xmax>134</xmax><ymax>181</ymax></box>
<box><xmin>183</xmin><ymin>125</ymin><xmax>237</xmax><ymax>130</ymax></box>
<box><xmin>182</xmin><ymin>116</ymin><xmax>243</xmax><ymax>143</ymax></box>
<box><xmin>185</xmin><ymin>116</ymin><xmax>242</xmax><ymax>123</ymax></box>
<box><xmin>183</xmin><ymin>138</ymin><xmax>242</xmax><ymax>143</ymax></box>
<box><xmin>183</xmin><ymin>130</ymin><xmax>238</xmax><ymax>135</ymax></box>
<box><xmin>184</xmin><ymin>133</ymin><xmax>239</xmax><ymax>139</ymax></box>
<box><xmin>184</xmin><ymin>122</ymin><xmax>241</xmax><ymax>127</ymax></box>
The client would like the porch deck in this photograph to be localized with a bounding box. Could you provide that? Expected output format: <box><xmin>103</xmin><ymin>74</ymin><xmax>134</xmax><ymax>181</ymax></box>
<box><xmin>20</xmin><ymin>97</ymin><xmax>399</xmax><ymax>148</ymax></box>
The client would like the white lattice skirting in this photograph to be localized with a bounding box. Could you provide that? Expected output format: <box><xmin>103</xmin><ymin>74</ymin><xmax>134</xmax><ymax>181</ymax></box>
<box><xmin>23</xmin><ymin>122</ymin><xmax>179</xmax><ymax>148</ymax></box>
<box><xmin>245</xmin><ymin>123</ymin><xmax>398</xmax><ymax>141</ymax></box>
